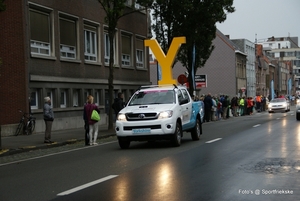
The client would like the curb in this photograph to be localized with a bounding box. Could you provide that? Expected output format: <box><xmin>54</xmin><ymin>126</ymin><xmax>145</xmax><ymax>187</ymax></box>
<box><xmin>0</xmin><ymin>133</ymin><xmax>116</xmax><ymax>157</ymax></box>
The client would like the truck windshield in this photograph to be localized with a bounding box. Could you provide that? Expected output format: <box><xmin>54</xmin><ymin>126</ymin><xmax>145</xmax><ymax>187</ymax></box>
<box><xmin>128</xmin><ymin>90</ymin><xmax>175</xmax><ymax>106</ymax></box>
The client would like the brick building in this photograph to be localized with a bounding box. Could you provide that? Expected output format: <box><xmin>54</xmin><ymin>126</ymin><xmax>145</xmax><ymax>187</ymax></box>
<box><xmin>0</xmin><ymin>0</ymin><xmax>151</xmax><ymax>136</ymax></box>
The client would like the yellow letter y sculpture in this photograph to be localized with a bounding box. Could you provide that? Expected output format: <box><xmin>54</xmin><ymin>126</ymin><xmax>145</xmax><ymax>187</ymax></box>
<box><xmin>145</xmin><ymin>37</ymin><xmax>186</xmax><ymax>85</ymax></box>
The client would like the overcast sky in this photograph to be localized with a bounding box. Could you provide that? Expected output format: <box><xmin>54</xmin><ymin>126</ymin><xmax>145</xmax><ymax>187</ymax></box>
<box><xmin>216</xmin><ymin>0</ymin><xmax>300</xmax><ymax>44</ymax></box>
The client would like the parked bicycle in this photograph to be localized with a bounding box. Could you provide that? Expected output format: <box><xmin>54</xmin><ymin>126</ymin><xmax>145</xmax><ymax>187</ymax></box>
<box><xmin>15</xmin><ymin>109</ymin><xmax>36</xmax><ymax>136</ymax></box>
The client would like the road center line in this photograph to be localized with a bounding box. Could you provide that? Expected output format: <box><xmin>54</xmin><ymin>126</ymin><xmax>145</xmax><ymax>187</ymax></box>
<box><xmin>253</xmin><ymin>124</ymin><xmax>261</xmax><ymax>127</ymax></box>
<box><xmin>57</xmin><ymin>175</ymin><xmax>118</xmax><ymax>196</ymax></box>
<box><xmin>206</xmin><ymin>138</ymin><xmax>222</xmax><ymax>144</ymax></box>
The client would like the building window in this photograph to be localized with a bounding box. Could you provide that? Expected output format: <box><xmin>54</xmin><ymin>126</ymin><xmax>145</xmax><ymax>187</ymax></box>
<box><xmin>46</xmin><ymin>91</ymin><xmax>54</xmax><ymax>108</ymax></box>
<box><xmin>73</xmin><ymin>90</ymin><xmax>79</xmax><ymax>107</ymax></box>
<box><xmin>104</xmin><ymin>31</ymin><xmax>117</xmax><ymax>65</ymax></box>
<box><xmin>29</xmin><ymin>8</ymin><xmax>52</xmax><ymax>56</ymax></box>
<box><xmin>30</xmin><ymin>90</ymin><xmax>38</xmax><ymax>110</ymax></box>
<box><xmin>136</xmin><ymin>39</ymin><xmax>144</xmax><ymax>68</ymax></box>
<box><xmin>84</xmin><ymin>24</ymin><xmax>98</xmax><ymax>62</ymax></box>
<box><xmin>60</xmin><ymin>16</ymin><xmax>77</xmax><ymax>59</ymax></box>
<box><xmin>60</xmin><ymin>90</ymin><xmax>67</xmax><ymax>108</ymax></box>
<box><xmin>94</xmin><ymin>91</ymin><xmax>100</xmax><ymax>106</ymax></box>
<box><xmin>121</xmin><ymin>34</ymin><xmax>132</xmax><ymax>67</ymax></box>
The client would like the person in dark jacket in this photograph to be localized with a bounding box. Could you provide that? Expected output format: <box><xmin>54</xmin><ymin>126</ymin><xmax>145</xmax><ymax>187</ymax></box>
<box><xmin>43</xmin><ymin>97</ymin><xmax>54</xmax><ymax>143</ymax></box>
<box><xmin>203</xmin><ymin>93</ymin><xmax>213</xmax><ymax>122</ymax></box>
<box><xmin>112</xmin><ymin>92</ymin><xmax>125</xmax><ymax>116</ymax></box>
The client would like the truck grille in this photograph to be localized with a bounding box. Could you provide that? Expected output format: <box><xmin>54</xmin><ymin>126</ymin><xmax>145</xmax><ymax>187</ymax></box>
<box><xmin>126</xmin><ymin>112</ymin><xmax>158</xmax><ymax>121</ymax></box>
<box><xmin>124</xmin><ymin>125</ymin><xmax>161</xmax><ymax>130</ymax></box>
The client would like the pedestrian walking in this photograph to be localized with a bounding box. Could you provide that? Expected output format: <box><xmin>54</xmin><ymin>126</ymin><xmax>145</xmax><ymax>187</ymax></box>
<box><xmin>43</xmin><ymin>97</ymin><xmax>54</xmax><ymax>143</ymax></box>
<box><xmin>84</xmin><ymin>95</ymin><xmax>100</xmax><ymax>145</ymax></box>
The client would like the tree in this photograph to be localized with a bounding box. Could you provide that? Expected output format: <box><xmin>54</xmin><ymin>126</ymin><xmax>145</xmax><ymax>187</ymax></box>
<box><xmin>0</xmin><ymin>0</ymin><xmax>6</xmax><ymax>150</ymax></box>
<box><xmin>0</xmin><ymin>0</ymin><xmax>5</xmax><ymax>12</ymax></box>
<box><xmin>151</xmin><ymin>0</ymin><xmax>235</xmax><ymax>94</ymax></box>
<box><xmin>98</xmin><ymin>0</ymin><xmax>152</xmax><ymax>129</ymax></box>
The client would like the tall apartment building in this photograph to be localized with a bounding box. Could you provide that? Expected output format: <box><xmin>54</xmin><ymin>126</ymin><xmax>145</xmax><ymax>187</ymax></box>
<box><xmin>0</xmin><ymin>1</ymin><xmax>151</xmax><ymax>136</ymax></box>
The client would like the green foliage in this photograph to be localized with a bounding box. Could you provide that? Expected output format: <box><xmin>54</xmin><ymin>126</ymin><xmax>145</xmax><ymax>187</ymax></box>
<box><xmin>151</xmin><ymin>0</ymin><xmax>235</xmax><ymax>92</ymax></box>
<box><xmin>0</xmin><ymin>0</ymin><xmax>6</xmax><ymax>12</ymax></box>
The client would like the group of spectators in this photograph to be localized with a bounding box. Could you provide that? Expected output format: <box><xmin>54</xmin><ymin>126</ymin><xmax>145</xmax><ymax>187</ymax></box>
<box><xmin>197</xmin><ymin>93</ymin><xmax>269</xmax><ymax>122</ymax></box>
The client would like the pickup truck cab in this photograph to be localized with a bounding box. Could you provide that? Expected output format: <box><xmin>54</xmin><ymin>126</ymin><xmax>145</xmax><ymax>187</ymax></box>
<box><xmin>115</xmin><ymin>84</ymin><xmax>204</xmax><ymax>149</ymax></box>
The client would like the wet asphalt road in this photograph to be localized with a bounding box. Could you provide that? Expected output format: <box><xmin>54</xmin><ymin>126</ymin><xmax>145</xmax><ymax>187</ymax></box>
<box><xmin>1</xmin><ymin>110</ymin><xmax>300</xmax><ymax>201</ymax></box>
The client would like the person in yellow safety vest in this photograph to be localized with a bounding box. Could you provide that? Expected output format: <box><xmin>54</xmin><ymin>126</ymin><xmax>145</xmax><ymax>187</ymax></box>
<box><xmin>239</xmin><ymin>97</ymin><xmax>245</xmax><ymax>116</ymax></box>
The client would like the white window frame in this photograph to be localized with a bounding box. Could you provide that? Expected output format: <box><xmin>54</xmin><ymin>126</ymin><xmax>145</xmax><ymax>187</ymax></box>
<box><xmin>136</xmin><ymin>49</ymin><xmax>144</xmax><ymax>68</ymax></box>
<box><xmin>30</xmin><ymin>90</ymin><xmax>39</xmax><ymax>110</ymax></box>
<box><xmin>31</xmin><ymin>40</ymin><xmax>51</xmax><ymax>56</ymax></box>
<box><xmin>29</xmin><ymin>6</ymin><xmax>53</xmax><ymax>57</ymax></box>
<box><xmin>59</xmin><ymin>15</ymin><xmax>78</xmax><ymax>60</ymax></box>
<box><xmin>73</xmin><ymin>90</ymin><xmax>79</xmax><ymax>107</ymax></box>
<box><xmin>60</xmin><ymin>44</ymin><xmax>76</xmax><ymax>59</ymax></box>
<box><xmin>60</xmin><ymin>90</ymin><xmax>67</xmax><ymax>108</ymax></box>
<box><xmin>104</xmin><ymin>31</ymin><xmax>117</xmax><ymax>65</ymax></box>
<box><xmin>94</xmin><ymin>91</ymin><xmax>100</xmax><ymax>106</ymax></box>
<box><xmin>122</xmin><ymin>54</ymin><xmax>130</xmax><ymax>66</ymax></box>
<box><xmin>121</xmin><ymin>34</ymin><xmax>132</xmax><ymax>67</ymax></box>
<box><xmin>84</xmin><ymin>28</ymin><xmax>97</xmax><ymax>62</ymax></box>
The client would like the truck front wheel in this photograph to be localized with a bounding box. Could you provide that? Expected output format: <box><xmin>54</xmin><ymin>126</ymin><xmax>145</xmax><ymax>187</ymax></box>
<box><xmin>171</xmin><ymin>122</ymin><xmax>182</xmax><ymax>147</ymax></box>
<box><xmin>118</xmin><ymin>138</ymin><xmax>130</xmax><ymax>149</ymax></box>
<box><xmin>191</xmin><ymin>118</ymin><xmax>201</xmax><ymax>141</ymax></box>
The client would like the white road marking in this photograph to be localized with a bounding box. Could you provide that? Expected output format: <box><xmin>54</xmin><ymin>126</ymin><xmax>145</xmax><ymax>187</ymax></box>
<box><xmin>57</xmin><ymin>175</ymin><xmax>118</xmax><ymax>196</ymax></box>
<box><xmin>206</xmin><ymin>138</ymin><xmax>222</xmax><ymax>144</ymax></box>
<box><xmin>253</xmin><ymin>124</ymin><xmax>261</xmax><ymax>127</ymax></box>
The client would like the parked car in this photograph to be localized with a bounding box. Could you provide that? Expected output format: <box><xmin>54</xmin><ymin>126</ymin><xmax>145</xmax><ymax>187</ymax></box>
<box><xmin>296</xmin><ymin>99</ymin><xmax>300</xmax><ymax>120</ymax></box>
<box><xmin>268</xmin><ymin>98</ymin><xmax>290</xmax><ymax>113</ymax></box>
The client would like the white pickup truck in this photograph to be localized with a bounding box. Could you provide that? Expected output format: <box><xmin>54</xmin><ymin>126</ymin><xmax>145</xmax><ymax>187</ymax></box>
<box><xmin>115</xmin><ymin>85</ymin><xmax>204</xmax><ymax>149</ymax></box>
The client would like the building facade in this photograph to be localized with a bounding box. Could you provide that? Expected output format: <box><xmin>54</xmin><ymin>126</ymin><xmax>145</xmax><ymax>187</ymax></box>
<box><xmin>0</xmin><ymin>0</ymin><xmax>151</xmax><ymax>136</ymax></box>
<box><xmin>231</xmin><ymin>39</ymin><xmax>256</xmax><ymax>97</ymax></box>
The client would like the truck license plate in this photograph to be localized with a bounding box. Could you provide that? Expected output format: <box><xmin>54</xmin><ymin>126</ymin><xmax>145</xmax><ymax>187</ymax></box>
<box><xmin>132</xmin><ymin>128</ymin><xmax>151</xmax><ymax>134</ymax></box>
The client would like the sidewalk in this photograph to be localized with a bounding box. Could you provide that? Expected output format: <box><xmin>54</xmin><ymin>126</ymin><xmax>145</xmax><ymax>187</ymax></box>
<box><xmin>0</xmin><ymin>125</ymin><xmax>116</xmax><ymax>157</ymax></box>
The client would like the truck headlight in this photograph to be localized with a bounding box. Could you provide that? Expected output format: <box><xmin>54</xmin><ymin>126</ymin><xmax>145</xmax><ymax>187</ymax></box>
<box><xmin>117</xmin><ymin>113</ymin><xmax>127</xmax><ymax>121</ymax></box>
<box><xmin>158</xmin><ymin>110</ymin><xmax>173</xmax><ymax>119</ymax></box>
<box><xmin>297</xmin><ymin>99</ymin><xmax>300</xmax><ymax>104</ymax></box>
